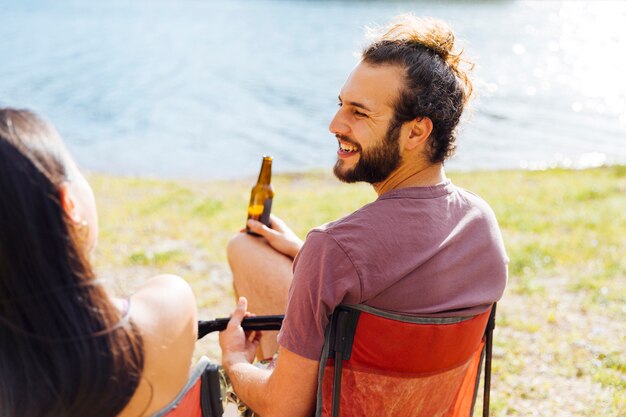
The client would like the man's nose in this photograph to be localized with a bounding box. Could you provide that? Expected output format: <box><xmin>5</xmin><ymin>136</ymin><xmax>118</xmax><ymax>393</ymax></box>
<box><xmin>329</xmin><ymin>110</ymin><xmax>349</xmax><ymax>136</ymax></box>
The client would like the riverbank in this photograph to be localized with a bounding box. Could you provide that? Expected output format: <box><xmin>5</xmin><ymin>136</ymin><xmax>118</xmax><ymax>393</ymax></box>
<box><xmin>91</xmin><ymin>166</ymin><xmax>625</xmax><ymax>417</ymax></box>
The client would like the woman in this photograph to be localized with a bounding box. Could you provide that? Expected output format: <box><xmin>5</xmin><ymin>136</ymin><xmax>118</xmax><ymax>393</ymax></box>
<box><xmin>0</xmin><ymin>108</ymin><xmax>198</xmax><ymax>417</ymax></box>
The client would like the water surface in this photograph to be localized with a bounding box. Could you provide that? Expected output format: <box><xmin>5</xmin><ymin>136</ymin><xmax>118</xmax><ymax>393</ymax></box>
<box><xmin>1</xmin><ymin>0</ymin><xmax>625</xmax><ymax>179</ymax></box>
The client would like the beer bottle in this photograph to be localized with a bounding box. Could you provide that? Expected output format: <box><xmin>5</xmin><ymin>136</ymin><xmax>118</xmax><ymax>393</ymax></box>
<box><xmin>246</xmin><ymin>155</ymin><xmax>274</xmax><ymax>236</ymax></box>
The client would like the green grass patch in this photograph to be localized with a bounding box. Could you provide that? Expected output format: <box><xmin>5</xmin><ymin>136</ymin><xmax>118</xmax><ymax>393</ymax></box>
<box><xmin>128</xmin><ymin>249</ymin><xmax>187</xmax><ymax>267</ymax></box>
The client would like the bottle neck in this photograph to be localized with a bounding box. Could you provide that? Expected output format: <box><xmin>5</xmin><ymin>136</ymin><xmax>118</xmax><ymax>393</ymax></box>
<box><xmin>257</xmin><ymin>158</ymin><xmax>272</xmax><ymax>184</ymax></box>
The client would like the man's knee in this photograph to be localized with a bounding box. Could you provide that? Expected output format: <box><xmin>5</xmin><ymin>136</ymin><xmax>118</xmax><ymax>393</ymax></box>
<box><xmin>227</xmin><ymin>233</ymin><xmax>246</xmax><ymax>263</ymax></box>
<box><xmin>227</xmin><ymin>233</ymin><xmax>260</xmax><ymax>263</ymax></box>
<box><xmin>227</xmin><ymin>233</ymin><xmax>276</xmax><ymax>277</ymax></box>
<box><xmin>227</xmin><ymin>233</ymin><xmax>292</xmax><ymax>286</ymax></box>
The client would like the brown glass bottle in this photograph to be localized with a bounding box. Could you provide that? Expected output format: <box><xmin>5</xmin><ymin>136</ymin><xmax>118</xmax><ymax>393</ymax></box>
<box><xmin>246</xmin><ymin>155</ymin><xmax>274</xmax><ymax>236</ymax></box>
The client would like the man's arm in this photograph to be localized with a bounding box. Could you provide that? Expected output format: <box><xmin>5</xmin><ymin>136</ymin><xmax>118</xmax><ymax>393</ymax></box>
<box><xmin>220</xmin><ymin>298</ymin><xmax>319</xmax><ymax>417</ymax></box>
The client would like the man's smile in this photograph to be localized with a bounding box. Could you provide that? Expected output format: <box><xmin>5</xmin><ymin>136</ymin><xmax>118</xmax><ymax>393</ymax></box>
<box><xmin>337</xmin><ymin>138</ymin><xmax>360</xmax><ymax>158</ymax></box>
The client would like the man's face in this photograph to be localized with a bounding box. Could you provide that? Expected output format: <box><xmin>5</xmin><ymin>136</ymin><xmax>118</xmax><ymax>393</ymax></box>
<box><xmin>329</xmin><ymin>62</ymin><xmax>406</xmax><ymax>184</ymax></box>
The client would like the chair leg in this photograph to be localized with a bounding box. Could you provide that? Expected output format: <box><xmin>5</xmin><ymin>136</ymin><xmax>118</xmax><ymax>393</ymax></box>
<box><xmin>332</xmin><ymin>351</ymin><xmax>343</xmax><ymax>417</ymax></box>
<box><xmin>483</xmin><ymin>304</ymin><xmax>497</xmax><ymax>417</ymax></box>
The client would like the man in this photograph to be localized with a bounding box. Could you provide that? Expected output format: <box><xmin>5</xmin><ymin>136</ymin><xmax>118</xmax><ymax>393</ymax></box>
<box><xmin>219</xmin><ymin>15</ymin><xmax>508</xmax><ymax>417</ymax></box>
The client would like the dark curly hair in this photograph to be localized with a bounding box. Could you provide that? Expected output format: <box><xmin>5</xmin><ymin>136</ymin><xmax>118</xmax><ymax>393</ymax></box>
<box><xmin>362</xmin><ymin>15</ymin><xmax>474</xmax><ymax>163</ymax></box>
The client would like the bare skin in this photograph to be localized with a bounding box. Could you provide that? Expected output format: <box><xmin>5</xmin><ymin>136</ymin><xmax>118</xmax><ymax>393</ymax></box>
<box><xmin>227</xmin><ymin>223</ymin><xmax>296</xmax><ymax>358</ymax></box>
<box><xmin>220</xmin><ymin>298</ymin><xmax>318</xmax><ymax>417</ymax></box>
<box><xmin>117</xmin><ymin>276</ymin><xmax>197</xmax><ymax>417</ymax></box>
<box><xmin>60</xmin><ymin>163</ymin><xmax>198</xmax><ymax>417</ymax></box>
<box><xmin>220</xmin><ymin>61</ymin><xmax>445</xmax><ymax>416</ymax></box>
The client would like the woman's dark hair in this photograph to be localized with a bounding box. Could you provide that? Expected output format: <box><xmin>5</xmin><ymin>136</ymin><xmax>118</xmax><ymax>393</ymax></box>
<box><xmin>0</xmin><ymin>109</ymin><xmax>144</xmax><ymax>417</ymax></box>
<box><xmin>362</xmin><ymin>15</ymin><xmax>475</xmax><ymax>163</ymax></box>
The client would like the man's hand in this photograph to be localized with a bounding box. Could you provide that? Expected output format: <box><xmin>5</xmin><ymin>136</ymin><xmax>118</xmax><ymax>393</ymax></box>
<box><xmin>219</xmin><ymin>297</ymin><xmax>262</xmax><ymax>371</ymax></box>
<box><xmin>247</xmin><ymin>214</ymin><xmax>303</xmax><ymax>258</ymax></box>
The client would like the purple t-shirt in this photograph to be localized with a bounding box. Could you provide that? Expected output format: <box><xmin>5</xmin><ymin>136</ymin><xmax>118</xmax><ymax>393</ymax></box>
<box><xmin>277</xmin><ymin>181</ymin><xmax>508</xmax><ymax>361</ymax></box>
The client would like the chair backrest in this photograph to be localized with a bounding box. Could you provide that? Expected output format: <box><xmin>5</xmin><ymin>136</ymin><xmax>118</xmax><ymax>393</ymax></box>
<box><xmin>315</xmin><ymin>304</ymin><xmax>496</xmax><ymax>417</ymax></box>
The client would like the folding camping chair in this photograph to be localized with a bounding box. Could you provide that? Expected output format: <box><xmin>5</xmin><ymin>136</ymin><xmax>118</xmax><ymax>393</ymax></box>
<box><xmin>314</xmin><ymin>304</ymin><xmax>496</xmax><ymax>417</ymax></box>
<box><xmin>183</xmin><ymin>304</ymin><xmax>496</xmax><ymax>417</ymax></box>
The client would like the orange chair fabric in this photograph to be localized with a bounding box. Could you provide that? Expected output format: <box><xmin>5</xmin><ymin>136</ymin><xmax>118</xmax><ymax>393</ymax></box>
<box><xmin>318</xmin><ymin>306</ymin><xmax>492</xmax><ymax>417</ymax></box>
<box><xmin>163</xmin><ymin>377</ymin><xmax>203</xmax><ymax>417</ymax></box>
<box><xmin>154</xmin><ymin>356</ymin><xmax>218</xmax><ymax>417</ymax></box>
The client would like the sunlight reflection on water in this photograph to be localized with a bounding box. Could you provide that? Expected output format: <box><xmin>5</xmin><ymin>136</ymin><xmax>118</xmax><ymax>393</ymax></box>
<box><xmin>0</xmin><ymin>0</ymin><xmax>624</xmax><ymax>179</ymax></box>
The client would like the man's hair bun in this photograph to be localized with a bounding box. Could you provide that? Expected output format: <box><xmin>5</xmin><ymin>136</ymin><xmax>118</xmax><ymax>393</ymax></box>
<box><xmin>367</xmin><ymin>14</ymin><xmax>474</xmax><ymax>102</ymax></box>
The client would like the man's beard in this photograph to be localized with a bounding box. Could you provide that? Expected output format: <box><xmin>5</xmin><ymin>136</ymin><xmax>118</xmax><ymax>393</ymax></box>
<box><xmin>333</xmin><ymin>120</ymin><xmax>402</xmax><ymax>184</ymax></box>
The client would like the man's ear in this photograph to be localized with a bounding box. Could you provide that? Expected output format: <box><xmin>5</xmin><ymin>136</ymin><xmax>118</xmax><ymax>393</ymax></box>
<box><xmin>405</xmin><ymin>117</ymin><xmax>433</xmax><ymax>150</ymax></box>
<box><xmin>58</xmin><ymin>182</ymin><xmax>81</xmax><ymax>224</ymax></box>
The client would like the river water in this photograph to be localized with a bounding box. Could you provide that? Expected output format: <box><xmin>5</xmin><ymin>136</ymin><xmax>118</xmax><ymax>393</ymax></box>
<box><xmin>1</xmin><ymin>0</ymin><xmax>625</xmax><ymax>179</ymax></box>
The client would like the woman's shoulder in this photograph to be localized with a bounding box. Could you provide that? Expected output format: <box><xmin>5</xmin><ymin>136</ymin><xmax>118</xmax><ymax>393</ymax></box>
<box><xmin>131</xmin><ymin>274</ymin><xmax>197</xmax><ymax>329</ymax></box>
<box><xmin>119</xmin><ymin>274</ymin><xmax>198</xmax><ymax>417</ymax></box>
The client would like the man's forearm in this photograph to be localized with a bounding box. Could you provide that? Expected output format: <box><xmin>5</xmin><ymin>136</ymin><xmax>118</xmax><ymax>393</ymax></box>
<box><xmin>226</xmin><ymin>361</ymin><xmax>274</xmax><ymax>415</ymax></box>
<box><xmin>220</xmin><ymin>307</ymin><xmax>319</xmax><ymax>417</ymax></box>
<box><xmin>224</xmin><ymin>348</ymin><xmax>319</xmax><ymax>417</ymax></box>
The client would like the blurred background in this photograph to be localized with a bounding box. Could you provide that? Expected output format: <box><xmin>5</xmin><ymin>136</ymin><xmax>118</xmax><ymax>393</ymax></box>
<box><xmin>1</xmin><ymin>0</ymin><xmax>625</xmax><ymax>179</ymax></box>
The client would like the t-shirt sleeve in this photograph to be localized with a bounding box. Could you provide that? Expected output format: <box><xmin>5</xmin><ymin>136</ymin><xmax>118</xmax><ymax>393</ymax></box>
<box><xmin>277</xmin><ymin>229</ymin><xmax>361</xmax><ymax>361</ymax></box>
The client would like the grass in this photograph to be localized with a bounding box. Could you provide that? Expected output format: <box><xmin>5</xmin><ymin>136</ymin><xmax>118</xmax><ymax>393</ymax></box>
<box><xmin>90</xmin><ymin>166</ymin><xmax>625</xmax><ymax>417</ymax></box>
